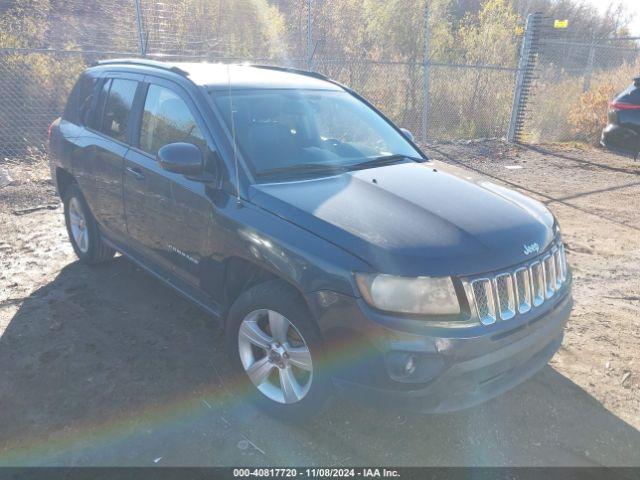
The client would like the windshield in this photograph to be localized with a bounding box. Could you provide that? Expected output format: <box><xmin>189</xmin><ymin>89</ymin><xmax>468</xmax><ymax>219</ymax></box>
<box><xmin>211</xmin><ymin>89</ymin><xmax>422</xmax><ymax>177</ymax></box>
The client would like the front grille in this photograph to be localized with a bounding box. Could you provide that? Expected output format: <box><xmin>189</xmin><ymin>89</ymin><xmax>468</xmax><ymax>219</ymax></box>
<box><xmin>468</xmin><ymin>240</ymin><xmax>568</xmax><ymax>325</ymax></box>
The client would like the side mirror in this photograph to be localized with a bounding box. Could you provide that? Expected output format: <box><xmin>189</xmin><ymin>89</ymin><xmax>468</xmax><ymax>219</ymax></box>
<box><xmin>400</xmin><ymin>128</ymin><xmax>415</xmax><ymax>142</ymax></box>
<box><xmin>157</xmin><ymin>142</ymin><xmax>203</xmax><ymax>176</ymax></box>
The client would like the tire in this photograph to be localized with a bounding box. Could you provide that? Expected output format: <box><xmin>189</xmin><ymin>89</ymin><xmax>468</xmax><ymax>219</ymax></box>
<box><xmin>62</xmin><ymin>183</ymin><xmax>116</xmax><ymax>264</ymax></box>
<box><xmin>225</xmin><ymin>280</ymin><xmax>332</xmax><ymax>420</ymax></box>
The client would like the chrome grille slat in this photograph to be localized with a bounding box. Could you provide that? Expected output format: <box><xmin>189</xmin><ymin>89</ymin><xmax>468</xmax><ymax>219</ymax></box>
<box><xmin>514</xmin><ymin>267</ymin><xmax>531</xmax><ymax>313</ymax></box>
<box><xmin>494</xmin><ymin>273</ymin><xmax>516</xmax><ymax>320</ymax></box>
<box><xmin>554</xmin><ymin>247</ymin><xmax>565</xmax><ymax>285</ymax></box>
<box><xmin>471</xmin><ymin>279</ymin><xmax>496</xmax><ymax>325</ymax></box>
<box><xmin>530</xmin><ymin>261</ymin><xmax>545</xmax><ymax>307</ymax></box>
<box><xmin>543</xmin><ymin>254</ymin><xmax>555</xmax><ymax>299</ymax></box>
<box><xmin>466</xmin><ymin>241</ymin><xmax>568</xmax><ymax>324</ymax></box>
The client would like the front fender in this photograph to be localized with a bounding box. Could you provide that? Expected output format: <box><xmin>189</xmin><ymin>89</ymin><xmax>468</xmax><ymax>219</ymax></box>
<box><xmin>225</xmin><ymin>201</ymin><xmax>370</xmax><ymax>296</ymax></box>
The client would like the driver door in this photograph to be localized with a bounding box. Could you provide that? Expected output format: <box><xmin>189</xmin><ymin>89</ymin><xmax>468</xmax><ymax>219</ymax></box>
<box><xmin>123</xmin><ymin>78</ymin><xmax>211</xmax><ymax>287</ymax></box>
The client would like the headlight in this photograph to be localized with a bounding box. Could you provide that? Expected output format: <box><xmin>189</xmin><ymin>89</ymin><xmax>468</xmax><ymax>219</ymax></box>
<box><xmin>355</xmin><ymin>273</ymin><xmax>460</xmax><ymax>315</ymax></box>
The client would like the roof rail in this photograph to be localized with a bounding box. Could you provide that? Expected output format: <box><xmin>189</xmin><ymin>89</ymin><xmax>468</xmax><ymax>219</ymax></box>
<box><xmin>95</xmin><ymin>58</ymin><xmax>189</xmax><ymax>76</ymax></box>
<box><xmin>94</xmin><ymin>60</ymin><xmax>332</xmax><ymax>83</ymax></box>
<box><xmin>250</xmin><ymin>64</ymin><xmax>329</xmax><ymax>81</ymax></box>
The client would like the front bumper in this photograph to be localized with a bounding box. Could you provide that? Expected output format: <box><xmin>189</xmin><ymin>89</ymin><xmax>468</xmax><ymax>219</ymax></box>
<box><xmin>308</xmin><ymin>286</ymin><xmax>572</xmax><ymax>414</ymax></box>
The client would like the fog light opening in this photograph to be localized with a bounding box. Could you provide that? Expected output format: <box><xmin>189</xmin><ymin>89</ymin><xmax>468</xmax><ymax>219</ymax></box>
<box><xmin>404</xmin><ymin>354</ymin><xmax>417</xmax><ymax>376</ymax></box>
<box><xmin>387</xmin><ymin>351</ymin><xmax>445</xmax><ymax>384</ymax></box>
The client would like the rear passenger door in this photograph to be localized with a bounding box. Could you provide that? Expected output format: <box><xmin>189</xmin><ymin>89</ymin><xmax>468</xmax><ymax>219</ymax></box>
<box><xmin>81</xmin><ymin>74</ymin><xmax>142</xmax><ymax>243</ymax></box>
<box><xmin>123</xmin><ymin>77</ymin><xmax>212</xmax><ymax>287</ymax></box>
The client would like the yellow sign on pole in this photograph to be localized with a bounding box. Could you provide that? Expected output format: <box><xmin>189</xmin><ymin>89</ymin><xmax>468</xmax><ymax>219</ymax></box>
<box><xmin>554</xmin><ymin>19</ymin><xmax>569</xmax><ymax>29</ymax></box>
<box><xmin>515</xmin><ymin>26</ymin><xmax>525</xmax><ymax>36</ymax></box>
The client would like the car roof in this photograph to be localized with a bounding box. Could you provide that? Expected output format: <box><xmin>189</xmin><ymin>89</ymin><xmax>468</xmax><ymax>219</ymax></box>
<box><xmin>92</xmin><ymin>59</ymin><xmax>344</xmax><ymax>92</ymax></box>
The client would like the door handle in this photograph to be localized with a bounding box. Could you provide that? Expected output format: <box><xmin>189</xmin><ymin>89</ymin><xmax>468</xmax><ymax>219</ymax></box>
<box><xmin>125</xmin><ymin>166</ymin><xmax>145</xmax><ymax>180</ymax></box>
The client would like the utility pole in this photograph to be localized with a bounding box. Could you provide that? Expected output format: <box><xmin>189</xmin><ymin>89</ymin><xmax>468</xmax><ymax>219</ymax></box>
<box><xmin>421</xmin><ymin>1</ymin><xmax>429</xmax><ymax>143</ymax></box>
<box><xmin>307</xmin><ymin>0</ymin><xmax>313</xmax><ymax>70</ymax></box>
<box><xmin>134</xmin><ymin>0</ymin><xmax>146</xmax><ymax>56</ymax></box>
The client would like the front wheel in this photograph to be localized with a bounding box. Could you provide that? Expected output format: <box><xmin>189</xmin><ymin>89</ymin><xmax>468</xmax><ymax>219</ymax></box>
<box><xmin>225</xmin><ymin>280</ymin><xmax>332</xmax><ymax>420</ymax></box>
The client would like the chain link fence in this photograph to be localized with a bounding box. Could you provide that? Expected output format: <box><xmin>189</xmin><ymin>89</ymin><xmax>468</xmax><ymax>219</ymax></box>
<box><xmin>0</xmin><ymin>0</ymin><xmax>525</xmax><ymax>158</ymax></box>
<box><xmin>1</xmin><ymin>1</ymin><xmax>639</xmax><ymax>158</ymax></box>
<box><xmin>521</xmin><ymin>33</ymin><xmax>640</xmax><ymax>143</ymax></box>
<box><xmin>0</xmin><ymin>51</ymin><xmax>87</xmax><ymax>156</ymax></box>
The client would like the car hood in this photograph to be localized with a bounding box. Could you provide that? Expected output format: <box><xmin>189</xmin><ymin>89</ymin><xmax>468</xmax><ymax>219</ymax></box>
<box><xmin>249</xmin><ymin>161</ymin><xmax>556</xmax><ymax>276</ymax></box>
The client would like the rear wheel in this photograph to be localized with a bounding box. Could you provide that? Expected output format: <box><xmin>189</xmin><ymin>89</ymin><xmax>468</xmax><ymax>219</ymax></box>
<box><xmin>225</xmin><ymin>280</ymin><xmax>332</xmax><ymax>419</ymax></box>
<box><xmin>63</xmin><ymin>184</ymin><xmax>116</xmax><ymax>264</ymax></box>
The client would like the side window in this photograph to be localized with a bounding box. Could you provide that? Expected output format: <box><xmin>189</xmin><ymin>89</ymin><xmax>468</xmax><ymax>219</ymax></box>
<box><xmin>88</xmin><ymin>79</ymin><xmax>110</xmax><ymax>131</ymax></box>
<box><xmin>99</xmin><ymin>78</ymin><xmax>138</xmax><ymax>143</ymax></box>
<box><xmin>139</xmin><ymin>84</ymin><xmax>206</xmax><ymax>156</ymax></box>
<box><xmin>63</xmin><ymin>74</ymin><xmax>98</xmax><ymax>124</ymax></box>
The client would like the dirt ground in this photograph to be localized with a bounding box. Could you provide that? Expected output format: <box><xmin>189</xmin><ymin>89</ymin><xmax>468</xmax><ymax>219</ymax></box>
<box><xmin>0</xmin><ymin>142</ymin><xmax>638</xmax><ymax>466</ymax></box>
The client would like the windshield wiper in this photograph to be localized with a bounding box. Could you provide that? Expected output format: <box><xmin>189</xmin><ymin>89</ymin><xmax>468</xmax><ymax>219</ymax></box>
<box><xmin>257</xmin><ymin>163</ymin><xmax>350</xmax><ymax>178</ymax></box>
<box><xmin>347</xmin><ymin>154</ymin><xmax>423</xmax><ymax>171</ymax></box>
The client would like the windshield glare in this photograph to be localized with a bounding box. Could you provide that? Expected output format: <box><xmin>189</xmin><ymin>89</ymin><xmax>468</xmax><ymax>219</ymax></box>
<box><xmin>212</xmin><ymin>89</ymin><xmax>422</xmax><ymax>176</ymax></box>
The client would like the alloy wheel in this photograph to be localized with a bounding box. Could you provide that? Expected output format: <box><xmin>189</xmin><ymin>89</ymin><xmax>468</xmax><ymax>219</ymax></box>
<box><xmin>68</xmin><ymin>197</ymin><xmax>89</xmax><ymax>253</ymax></box>
<box><xmin>237</xmin><ymin>309</ymin><xmax>313</xmax><ymax>404</ymax></box>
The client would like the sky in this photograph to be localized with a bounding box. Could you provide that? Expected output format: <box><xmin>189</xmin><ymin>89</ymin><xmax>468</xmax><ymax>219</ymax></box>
<box><xmin>585</xmin><ymin>0</ymin><xmax>640</xmax><ymax>36</ymax></box>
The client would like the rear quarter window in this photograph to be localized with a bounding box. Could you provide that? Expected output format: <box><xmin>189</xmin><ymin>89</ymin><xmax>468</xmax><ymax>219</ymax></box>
<box><xmin>63</xmin><ymin>74</ymin><xmax>98</xmax><ymax>124</ymax></box>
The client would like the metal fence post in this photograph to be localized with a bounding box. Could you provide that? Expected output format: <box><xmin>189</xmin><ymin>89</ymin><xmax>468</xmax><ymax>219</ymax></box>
<box><xmin>507</xmin><ymin>12</ymin><xmax>542</xmax><ymax>143</ymax></box>
<box><xmin>134</xmin><ymin>0</ymin><xmax>146</xmax><ymax>56</ymax></box>
<box><xmin>306</xmin><ymin>0</ymin><xmax>313</xmax><ymax>70</ymax></box>
<box><xmin>421</xmin><ymin>1</ymin><xmax>429</xmax><ymax>143</ymax></box>
<box><xmin>583</xmin><ymin>35</ymin><xmax>596</xmax><ymax>92</ymax></box>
